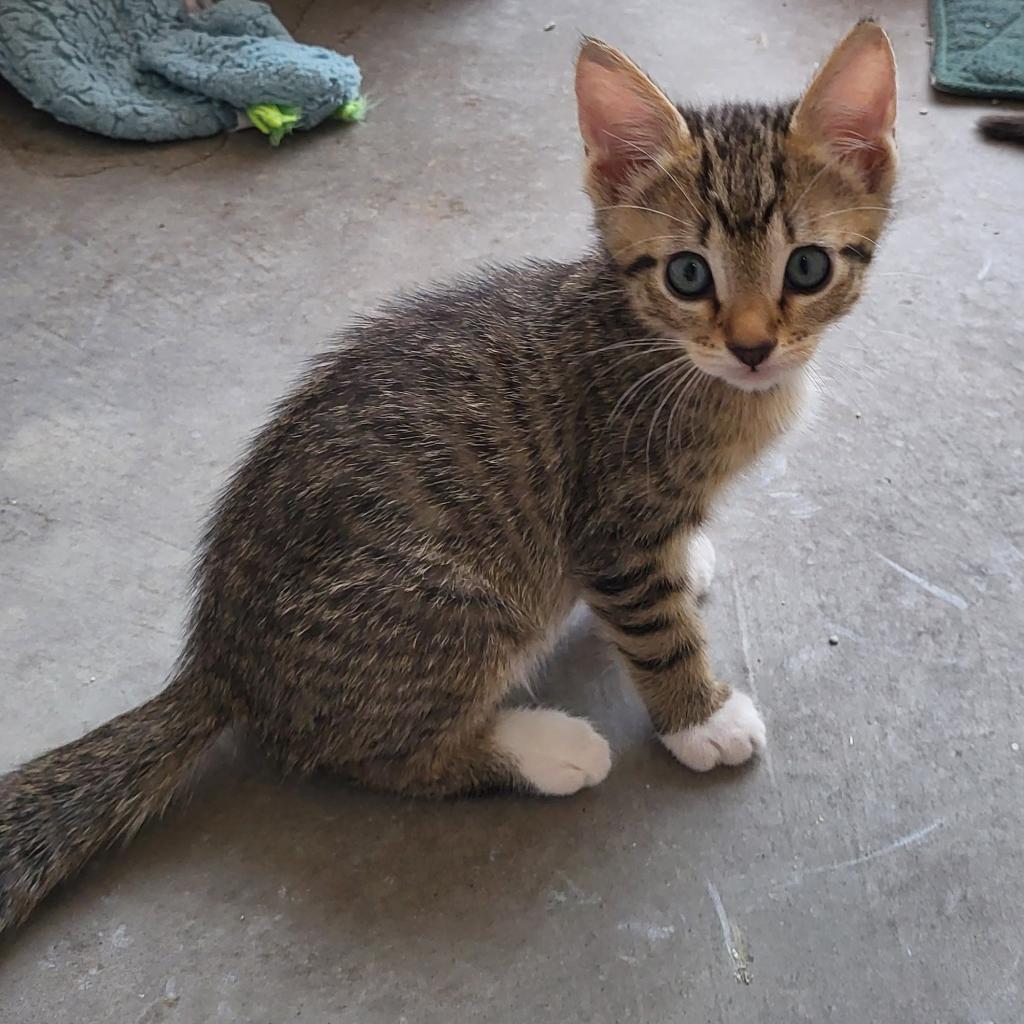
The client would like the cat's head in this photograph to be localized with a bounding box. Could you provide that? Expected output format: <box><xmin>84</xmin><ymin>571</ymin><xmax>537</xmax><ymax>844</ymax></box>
<box><xmin>576</xmin><ymin>22</ymin><xmax>897</xmax><ymax>393</ymax></box>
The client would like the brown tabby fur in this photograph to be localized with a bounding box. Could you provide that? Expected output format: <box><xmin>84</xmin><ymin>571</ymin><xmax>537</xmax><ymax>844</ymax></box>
<box><xmin>977</xmin><ymin>114</ymin><xmax>1024</xmax><ymax>146</ymax></box>
<box><xmin>0</xmin><ymin>27</ymin><xmax>895</xmax><ymax>934</ymax></box>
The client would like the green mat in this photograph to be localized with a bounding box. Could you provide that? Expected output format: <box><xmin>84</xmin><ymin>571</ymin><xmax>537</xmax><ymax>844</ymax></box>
<box><xmin>931</xmin><ymin>0</ymin><xmax>1024</xmax><ymax>99</ymax></box>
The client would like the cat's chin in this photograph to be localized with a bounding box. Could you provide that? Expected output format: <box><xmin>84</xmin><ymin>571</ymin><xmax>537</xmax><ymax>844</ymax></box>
<box><xmin>702</xmin><ymin>363</ymin><xmax>800</xmax><ymax>394</ymax></box>
<box><xmin>722</xmin><ymin>372</ymin><xmax>789</xmax><ymax>394</ymax></box>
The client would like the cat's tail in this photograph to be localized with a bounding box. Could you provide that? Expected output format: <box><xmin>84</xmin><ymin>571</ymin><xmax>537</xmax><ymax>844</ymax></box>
<box><xmin>977</xmin><ymin>114</ymin><xmax>1024</xmax><ymax>146</ymax></box>
<box><xmin>0</xmin><ymin>670</ymin><xmax>231</xmax><ymax>935</ymax></box>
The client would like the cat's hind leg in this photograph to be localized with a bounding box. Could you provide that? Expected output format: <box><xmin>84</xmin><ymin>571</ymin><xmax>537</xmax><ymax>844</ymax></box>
<box><xmin>491</xmin><ymin>708</ymin><xmax>611</xmax><ymax>796</ymax></box>
<box><xmin>237</xmin><ymin>561</ymin><xmax>610</xmax><ymax>798</ymax></box>
<box><xmin>355</xmin><ymin>705</ymin><xmax>612</xmax><ymax>799</ymax></box>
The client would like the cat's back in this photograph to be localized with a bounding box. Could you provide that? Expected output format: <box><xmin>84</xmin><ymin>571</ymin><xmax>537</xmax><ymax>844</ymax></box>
<box><xmin>313</xmin><ymin>257</ymin><xmax>582</xmax><ymax>401</ymax></box>
<box><xmin>197</xmin><ymin>259</ymin><xmax>588</xmax><ymax>584</ymax></box>
<box><xmin>185</xmin><ymin>259</ymin><xmax>590</xmax><ymax>668</ymax></box>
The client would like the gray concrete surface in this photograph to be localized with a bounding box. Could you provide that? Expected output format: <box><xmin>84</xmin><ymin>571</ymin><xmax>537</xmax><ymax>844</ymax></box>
<box><xmin>2</xmin><ymin>0</ymin><xmax>1022</xmax><ymax>1020</ymax></box>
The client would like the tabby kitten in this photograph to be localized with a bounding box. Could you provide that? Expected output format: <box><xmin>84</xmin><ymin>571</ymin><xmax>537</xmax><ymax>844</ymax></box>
<box><xmin>0</xmin><ymin>22</ymin><xmax>897</xmax><ymax>933</ymax></box>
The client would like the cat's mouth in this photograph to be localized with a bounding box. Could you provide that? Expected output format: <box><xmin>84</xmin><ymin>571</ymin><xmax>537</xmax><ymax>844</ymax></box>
<box><xmin>687</xmin><ymin>351</ymin><xmax>798</xmax><ymax>394</ymax></box>
<box><xmin>716</xmin><ymin>362</ymin><xmax>794</xmax><ymax>393</ymax></box>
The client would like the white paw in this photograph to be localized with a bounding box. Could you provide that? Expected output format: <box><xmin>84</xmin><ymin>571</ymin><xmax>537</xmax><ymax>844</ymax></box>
<box><xmin>688</xmin><ymin>530</ymin><xmax>716</xmax><ymax>598</ymax></box>
<box><xmin>493</xmin><ymin>708</ymin><xmax>612</xmax><ymax>796</ymax></box>
<box><xmin>660</xmin><ymin>691</ymin><xmax>766</xmax><ymax>772</ymax></box>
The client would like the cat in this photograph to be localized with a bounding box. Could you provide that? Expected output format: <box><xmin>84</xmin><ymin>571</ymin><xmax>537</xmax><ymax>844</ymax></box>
<box><xmin>0</xmin><ymin>21</ymin><xmax>898</xmax><ymax>934</ymax></box>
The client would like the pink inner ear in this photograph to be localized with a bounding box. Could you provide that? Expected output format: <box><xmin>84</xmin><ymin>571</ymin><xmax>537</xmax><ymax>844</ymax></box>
<box><xmin>576</xmin><ymin>61</ymin><xmax>678</xmax><ymax>187</ymax></box>
<box><xmin>804</xmin><ymin>38</ymin><xmax>896</xmax><ymax>177</ymax></box>
<box><xmin>819</xmin><ymin>66</ymin><xmax>894</xmax><ymax>142</ymax></box>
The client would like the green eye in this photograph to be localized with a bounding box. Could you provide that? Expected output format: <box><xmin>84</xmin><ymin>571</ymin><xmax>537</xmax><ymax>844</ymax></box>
<box><xmin>785</xmin><ymin>246</ymin><xmax>831</xmax><ymax>293</ymax></box>
<box><xmin>666</xmin><ymin>252</ymin><xmax>713</xmax><ymax>299</ymax></box>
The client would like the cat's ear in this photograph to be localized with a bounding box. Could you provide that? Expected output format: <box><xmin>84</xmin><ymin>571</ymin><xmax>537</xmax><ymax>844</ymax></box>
<box><xmin>790</xmin><ymin>21</ymin><xmax>898</xmax><ymax>189</ymax></box>
<box><xmin>575</xmin><ymin>38</ymin><xmax>690</xmax><ymax>200</ymax></box>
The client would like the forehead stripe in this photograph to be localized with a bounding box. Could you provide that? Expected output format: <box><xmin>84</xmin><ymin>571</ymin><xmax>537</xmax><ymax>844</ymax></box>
<box><xmin>624</xmin><ymin>254</ymin><xmax>657</xmax><ymax>275</ymax></box>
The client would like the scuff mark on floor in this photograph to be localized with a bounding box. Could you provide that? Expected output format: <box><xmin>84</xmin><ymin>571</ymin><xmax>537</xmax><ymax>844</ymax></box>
<box><xmin>133</xmin><ymin>977</ymin><xmax>179</xmax><ymax>1024</ymax></box>
<box><xmin>617</xmin><ymin>920</ymin><xmax>676</xmax><ymax>942</ymax></box>
<box><xmin>546</xmin><ymin>872</ymin><xmax>602</xmax><ymax>909</ymax></box>
<box><xmin>876</xmin><ymin>554</ymin><xmax>968</xmax><ymax>611</ymax></box>
<box><xmin>768</xmin><ymin>490</ymin><xmax>821</xmax><ymax>519</ymax></box>
<box><xmin>706</xmin><ymin>881</ymin><xmax>753</xmax><ymax>985</ymax></box>
<box><xmin>786</xmin><ymin>819</ymin><xmax>944</xmax><ymax>887</ymax></box>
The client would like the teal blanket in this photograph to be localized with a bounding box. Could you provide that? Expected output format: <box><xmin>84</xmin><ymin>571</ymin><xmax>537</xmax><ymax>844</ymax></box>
<box><xmin>931</xmin><ymin>0</ymin><xmax>1024</xmax><ymax>99</ymax></box>
<box><xmin>0</xmin><ymin>0</ymin><xmax>362</xmax><ymax>142</ymax></box>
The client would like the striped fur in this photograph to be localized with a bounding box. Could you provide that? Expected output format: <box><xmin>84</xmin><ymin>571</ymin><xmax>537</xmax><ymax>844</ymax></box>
<box><xmin>978</xmin><ymin>114</ymin><xmax>1024</xmax><ymax>146</ymax></box>
<box><xmin>0</xmin><ymin>26</ymin><xmax>896</xmax><ymax>934</ymax></box>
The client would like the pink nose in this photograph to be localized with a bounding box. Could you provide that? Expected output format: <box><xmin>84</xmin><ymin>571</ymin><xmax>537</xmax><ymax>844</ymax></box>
<box><xmin>727</xmin><ymin>340</ymin><xmax>776</xmax><ymax>369</ymax></box>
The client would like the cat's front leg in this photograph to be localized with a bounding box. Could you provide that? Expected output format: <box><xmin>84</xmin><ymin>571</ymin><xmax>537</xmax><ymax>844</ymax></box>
<box><xmin>659</xmin><ymin>688</ymin><xmax>766</xmax><ymax>771</ymax></box>
<box><xmin>685</xmin><ymin>529</ymin><xmax>716</xmax><ymax>600</ymax></box>
<box><xmin>584</xmin><ymin>554</ymin><xmax>765</xmax><ymax>771</ymax></box>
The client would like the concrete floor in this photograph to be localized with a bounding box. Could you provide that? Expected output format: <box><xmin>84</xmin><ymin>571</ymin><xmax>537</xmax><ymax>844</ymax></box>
<box><xmin>2</xmin><ymin>0</ymin><xmax>1022</xmax><ymax>1020</ymax></box>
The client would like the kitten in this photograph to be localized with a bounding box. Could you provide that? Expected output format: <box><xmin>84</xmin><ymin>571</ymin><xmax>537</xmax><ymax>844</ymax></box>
<box><xmin>0</xmin><ymin>22</ymin><xmax>897</xmax><ymax>934</ymax></box>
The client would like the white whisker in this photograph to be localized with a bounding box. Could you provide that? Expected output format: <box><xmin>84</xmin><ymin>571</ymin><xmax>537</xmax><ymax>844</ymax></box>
<box><xmin>602</xmin><ymin>133</ymin><xmax>704</xmax><ymax>223</ymax></box>
<box><xmin>808</xmin><ymin>205</ymin><xmax>894</xmax><ymax>220</ymax></box>
<box><xmin>789</xmin><ymin>153</ymin><xmax>843</xmax><ymax>214</ymax></box>
<box><xmin>627</xmin><ymin>357</ymin><xmax>696</xmax><ymax>469</ymax></box>
<box><xmin>645</xmin><ymin>361</ymin><xmax>696</xmax><ymax>476</ymax></box>
<box><xmin>841</xmin><ymin>230</ymin><xmax>881</xmax><ymax>246</ymax></box>
<box><xmin>664</xmin><ymin>363</ymin><xmax>706</xmax><ymax>451</ymax></box>
<box><xmin>612</xmin><ymin>234</ymin><xmax>685</xmax><ymax>260</ymax></box>
<box><xmin>588</xmin><ymin>346</ymin><xmax>687</xmax><ymax>387</ymax></box>
<box><xmin>594</xmin><ymin>204</ymin><xmax>692</xmax><ymax>229</ymax></box>
<box><xmin>608</xmin><ymin>355</ymin><xmax>691</xmax><ymax>427</ymax></box>
<box><xmin>585</xmin><ymin>336</ymin><xmax>683</xmax><ymax>356</ymax></box>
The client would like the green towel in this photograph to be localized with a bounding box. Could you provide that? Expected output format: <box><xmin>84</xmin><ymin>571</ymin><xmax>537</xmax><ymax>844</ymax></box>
<box><xmin>931</xmin><ymin>0</ymin><xmax>1024</xmax><ymax>99</ymax></box>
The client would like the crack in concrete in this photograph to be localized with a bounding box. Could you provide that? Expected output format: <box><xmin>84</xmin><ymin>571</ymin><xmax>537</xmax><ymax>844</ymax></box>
<box><xmin>2</xmin><ymin>130</ymin><xmax>229</xmax><ymax>181</ymax></box>
<box><xmin>160</xmin><ymin>134</ymin><xmax>230</xmax><ymax>177</ymax></box>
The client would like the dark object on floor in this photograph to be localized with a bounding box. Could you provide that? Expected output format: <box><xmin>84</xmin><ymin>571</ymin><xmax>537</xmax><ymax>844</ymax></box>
<box><xmin>977</xmin><ymin>114</ymin><xmax>1024</xmax><ymax>143</ymax></box>
<box><xmin>931</xmin><ymin>0</ymin><xmax>1024</xmax><ymax>100</ymax></box>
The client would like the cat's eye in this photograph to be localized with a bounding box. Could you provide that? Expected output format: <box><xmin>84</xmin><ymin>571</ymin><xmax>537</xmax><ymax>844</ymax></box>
<box><xmin>784</xmin><ymin>246</ymin><xmax>832</xmax><ymax>293</ymax></box>
<box><xmin>666</xmin><ymin>252</ymin><xmax>713</xmax><ymax>299</ymax></box>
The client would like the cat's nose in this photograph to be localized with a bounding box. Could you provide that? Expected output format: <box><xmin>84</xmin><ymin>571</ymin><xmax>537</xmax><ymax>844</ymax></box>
<box><xmin>727</xmin><ymin>340</ymin><xmax>776</xmax><ymax>369</ymax></box>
